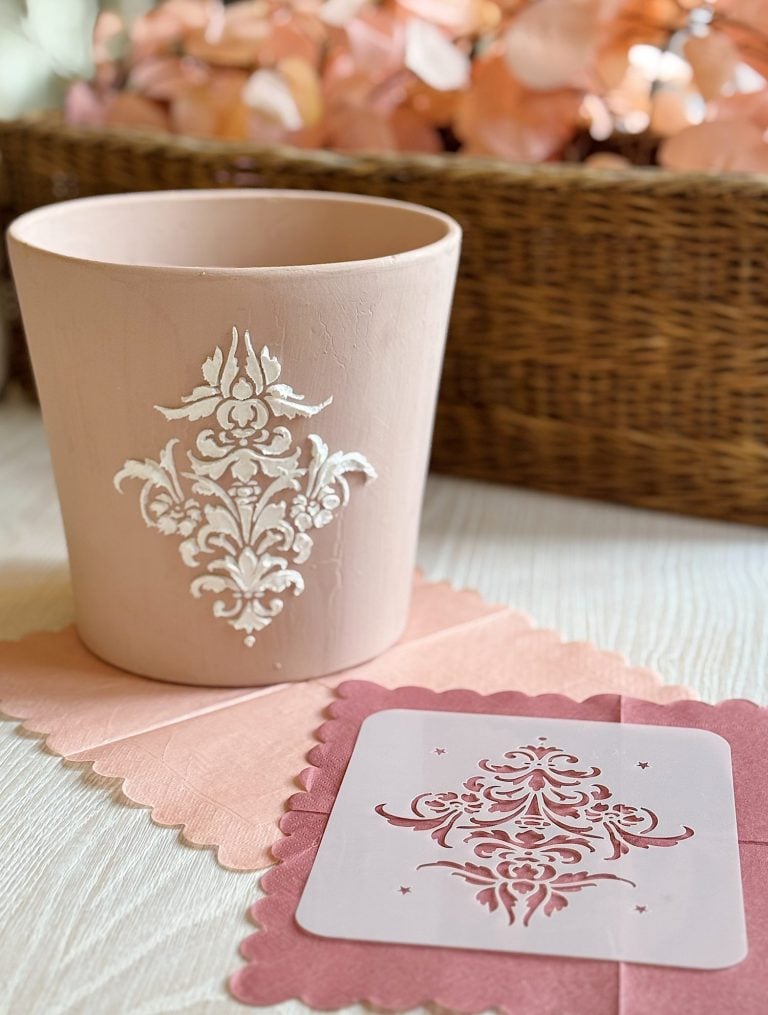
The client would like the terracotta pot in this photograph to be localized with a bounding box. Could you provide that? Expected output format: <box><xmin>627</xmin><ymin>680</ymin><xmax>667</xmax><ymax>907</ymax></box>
<box><xmin>8</xmin><ymin>190</ymin><xmax>461</xmax><ymax>686</ymax></box>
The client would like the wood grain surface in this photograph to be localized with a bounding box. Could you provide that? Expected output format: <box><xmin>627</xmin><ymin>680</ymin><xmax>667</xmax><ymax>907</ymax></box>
<box><xmin>1</xmin><ymin>391</ymin><xmax>765</xmax><ymax>1014</ymax></box>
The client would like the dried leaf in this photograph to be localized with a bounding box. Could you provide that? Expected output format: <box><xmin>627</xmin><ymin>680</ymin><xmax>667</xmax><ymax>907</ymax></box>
<box><xmin>243</xmin><ymin>69</ymin><xmax>303</xmax><ymax>131</ymax></box>
<box><xmin>405</xmin><ymin>18</ymin><xmax>470</xmax><ymax>91</ymax></box>
<box><xmin>169</xmin><ymin>68</ymin><xmax>249</xmax><ymax>140</ymax></box>
<box><xmin>345</xmin><ymin>7</ymin><xmax>406</xmax><ymax>83</ymax></box>
<box><xmin>584</xmin><ymin>151</ymin><xmax>631</xmax><ymax>169</ymax></box>
<box><xmin>320</xmin><ymin>0</ymin><xmax>368</xmax><ymax>28</ymax></box>
<box><xmin>391</xmin><ymin>106</ymin><xmax>442</xmax><ymax>152</ymax></box>
<box><xmin>103</xmin><ymin>91</ymin><xmax>169</xmax><ymax>131</ymax></box>
<box><xmin>659</xmin><ymin>120</ymin><xmax>768</xmax><ymax>173</ymax></box>
<box><xmin>456</xmin><ymin>53</ymin><xmax>580</xmax><ymax>160</ymax></box>
<box><xmin>408</xmin><ymin>80</ymin><xmax>462</xmax><ymax>124</ymax></box>
<box><xmin>504</xmin><ymin>0</ymin><xmax>601</xmax><ymax>90</ymax></box>
<box><xmin>64</xmin><ymin>80</ymin><xmax>105</xmax><ymax>127</ymax></box>
<box><xmin>716</xmin><ymin>0</ymin><xmax>768</xmax><ymax>35</ymax></box>
<box><xmin>716</xmin><ymin>2</ymin><xmax>768</xmax><ymax>79</ymax></box>
<box><xmin>183</xmin><ymin>1</ymin><xmax>276</xmax><ymax>69</ymax></box>
<box><xmin>710</xmin><ymin>89</ymin><xmax>768</xmax><ymax>130</ymax></box>
<box><xmin>592</xmin><ymin>39</ymin><xmax>630</xmax><ymax>91</ymax></box>
<box><xmin>184</xmin><ymin>25</ymin><xmax>262</xmax><ymax>68</ymax></box>
<box><xmin>684</xmin><ymin>31</ymin><xmax>738</xmax><ymax>101</ymax></box>
<box><xmin>397</xmin><ymin>0</ymin><xmax>501</xmax><ymax>35</ymax></box>
<box><xmin>581</xmin><ymin>92</ymin><xmax>613</xmax><ymax>140</ymax></box>
<box><xmin>256</xmin><ymin>15</ymin><xmax>325</xmax><ymax>68</ymax></box>
<box><xmin>325</xmin><ymin>107</ymin><xmax>398</xmax><ymax>151</ymax></box>
<box><xmin>92</xmin><ymin>9</ymin><xmax>126</xmax><ymax>65</ymax></box>
<box><xmin>601</xmin><ymin>0</ymin><xmax>685</xmax><ymax>52</ymax></box>
<box><xmin>130</xmin><ymin>0</ymin><xmax>211</xmax><ymax>63</ymax></box>
<box><xmin>649</xmin><ymin>87</ymin><xmax>694</xmax><ymax>137</ymax></box>
<box><xmin>279</xmin><ymin>56</ymin><xmax>324</xmax><ymax>127</ymax></box>
<box><xmin>322</xmin><ymin>53</ymin><xmax>376</xmax><ymax>110</ymax></box>
<box><xmin>128</xmin><ymin>55</ymin><xmax>207</xmax><ymax>100</ymax></box>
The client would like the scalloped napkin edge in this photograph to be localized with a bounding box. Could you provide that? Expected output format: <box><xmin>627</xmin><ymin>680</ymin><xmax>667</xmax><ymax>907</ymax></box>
<box><xmin>232</xmin><ymin>683</ymin><xmax>768</xmax><ymax>1014</ymax></box>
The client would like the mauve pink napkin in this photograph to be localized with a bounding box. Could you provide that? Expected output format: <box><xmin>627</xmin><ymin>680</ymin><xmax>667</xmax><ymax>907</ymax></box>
<box><xmin>233</xmin><ymin>681</ymin><xmax>766</xmax><ymax>1014</ymax></box>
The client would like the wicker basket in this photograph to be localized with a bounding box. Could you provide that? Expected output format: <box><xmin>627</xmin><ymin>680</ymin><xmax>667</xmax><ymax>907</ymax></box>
<box><xmin>3</xmin><ymin>113</ymin><xmax>768</xmax><ymax>524</ymax></box>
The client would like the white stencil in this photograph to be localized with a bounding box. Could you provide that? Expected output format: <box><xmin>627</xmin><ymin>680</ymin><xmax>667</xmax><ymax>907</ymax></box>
<box><xmin>297</xmin><ymin>709</ymin><xmax>746</xmax><ymax>970</ymax></box>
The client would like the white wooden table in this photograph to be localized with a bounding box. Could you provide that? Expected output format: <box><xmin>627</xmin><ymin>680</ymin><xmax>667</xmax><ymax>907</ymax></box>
<box><xmin>1</xmin><ymin>391</ymin><xmax>766</xmax><ymax>1014</ymax></box>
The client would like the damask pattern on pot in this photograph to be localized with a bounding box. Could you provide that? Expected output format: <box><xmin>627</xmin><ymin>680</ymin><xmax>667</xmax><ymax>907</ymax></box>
<box><xmin>115</xmin><ymin>327</ymin><xmax>376</xmax><ymax>645</ymax></box>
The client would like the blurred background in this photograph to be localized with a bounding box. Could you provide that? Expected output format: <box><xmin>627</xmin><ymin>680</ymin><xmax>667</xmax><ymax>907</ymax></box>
<box><xmin>2</xmin><ymin>0</ymin><xmax>768</xmax><ymax>525</ymax></box>
<box><xmin>2</xmin><ymin>0</ymin><xmax>767</xmax><ymax>167</ymax></box>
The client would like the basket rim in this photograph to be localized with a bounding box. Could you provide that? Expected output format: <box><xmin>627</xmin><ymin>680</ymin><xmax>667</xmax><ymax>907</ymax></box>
<box><xmin>3</xmin><ymin>111</ymin><xmax>768</xmax><ymax>195</ymax></box>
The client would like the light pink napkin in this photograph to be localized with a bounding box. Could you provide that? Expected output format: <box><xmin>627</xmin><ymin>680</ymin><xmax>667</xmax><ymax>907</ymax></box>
<box><xmin>233</xmin><ymin>681</ymin><xmax>766</xmax><ymax>1014</ymax></box>
<box><xmin>0</xmin><ymin>575</ymin><xmax>691</xmax><ymax>869</ymax></box>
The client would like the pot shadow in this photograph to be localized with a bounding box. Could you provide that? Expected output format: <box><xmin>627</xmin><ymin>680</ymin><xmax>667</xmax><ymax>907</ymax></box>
<box><xmin>0</xmin><ymin>562</ymin><xmax>74</xmax><ymax>640</ymax></box>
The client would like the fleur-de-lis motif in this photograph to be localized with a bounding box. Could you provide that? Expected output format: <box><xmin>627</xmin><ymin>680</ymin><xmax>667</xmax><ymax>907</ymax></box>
<box><xmin>114</xmin><ymin>327</ymin><xmax>376</xmax><ymax>645</ymax></box>
<box><xmin>377</xmin><ymin>740</ymin><xmax>694</xmax><ymax>927</ymax></box>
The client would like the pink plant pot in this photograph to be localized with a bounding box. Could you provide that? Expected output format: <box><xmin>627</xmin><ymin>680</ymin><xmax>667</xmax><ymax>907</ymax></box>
<box><xmin>8</xmin><ymin>190</ymin><xmax>461</xmax><ymax>686</ymax></box>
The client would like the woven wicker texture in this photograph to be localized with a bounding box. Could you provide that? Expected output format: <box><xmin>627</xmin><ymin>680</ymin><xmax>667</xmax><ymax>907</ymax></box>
<box><xmin>2</xmin><ymin>114</ymin><xmax>768</xmax><ymax>524</ymax></box>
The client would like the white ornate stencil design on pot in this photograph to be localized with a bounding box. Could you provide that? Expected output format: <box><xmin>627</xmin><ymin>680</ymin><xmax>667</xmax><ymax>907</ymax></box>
<box><xmin>114</xmin><ymin>327</ymin><xmax>376</xmax><ymax>646</ymax></box>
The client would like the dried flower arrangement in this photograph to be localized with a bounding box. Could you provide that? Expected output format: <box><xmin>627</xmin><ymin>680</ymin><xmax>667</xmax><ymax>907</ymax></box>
<box><xmin>65</xmin><ymin>0</ymin><xmax>768</xmax><ymax>171</ymax></box>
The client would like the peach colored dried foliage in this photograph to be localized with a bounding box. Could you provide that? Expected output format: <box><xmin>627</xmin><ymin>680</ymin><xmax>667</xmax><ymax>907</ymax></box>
<box><xmin>66</xmin><ymin>0</ymin><xmax>768</xmax><ymax>171</ymax></box>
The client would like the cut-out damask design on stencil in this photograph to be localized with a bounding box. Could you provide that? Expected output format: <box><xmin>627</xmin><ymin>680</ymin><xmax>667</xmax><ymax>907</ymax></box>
<box><xmin>115</xmin><ymin>327</ymin><xmax>376</xmax><ymax>645</ymax></box>
<box><xmin>377</xmin><ymin>741</ymin><xmax>694</xmax><ymax>927</ymax></box>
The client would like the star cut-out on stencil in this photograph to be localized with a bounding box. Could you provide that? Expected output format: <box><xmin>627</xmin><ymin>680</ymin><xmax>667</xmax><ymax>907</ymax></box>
<box><xmin>399</xmin><ymin>886</ymin><xmax>412</xmax><ymax>895</ymax></box>
<box><xmin>635</xmin><ymin>905</ymin><xmax>648</xmax><ymax>913</ymax></box>
<box><xmin>434</xmin><ymin>747</ymin><xmax>447</xmax><ymax>756</ymax></box>
<box><xmin>637</xmin><ymin>761</ymin><xmax>650</xmax><ymax>769</ymax></box>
